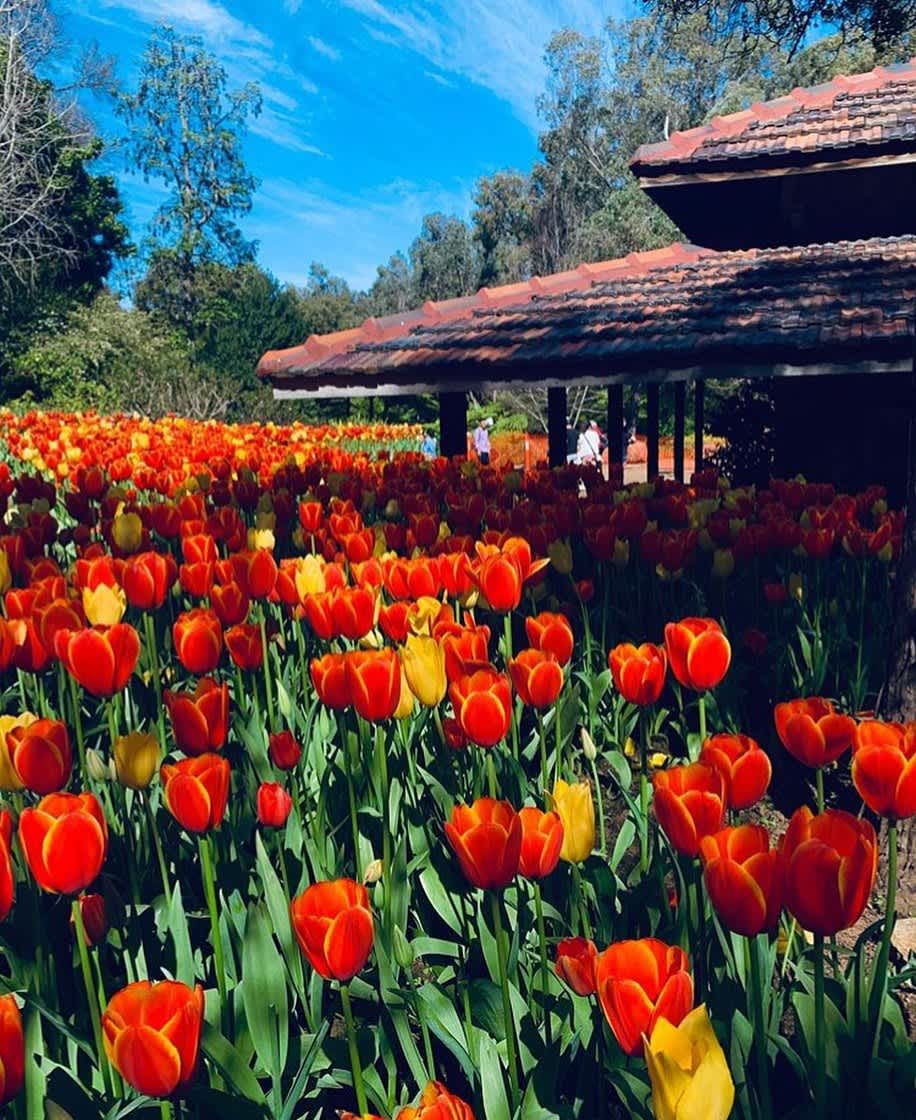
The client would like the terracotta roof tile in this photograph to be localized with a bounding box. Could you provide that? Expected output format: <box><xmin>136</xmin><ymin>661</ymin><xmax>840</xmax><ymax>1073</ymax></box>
<box><xmin>631</xmin><ymin>59</ymin><xmax>916</xmax><ymax>175</ymax></box>
<box><xmin>258</xmin><ymin>236</ymin><xmax>916</xmax><ymax>393</ymax></box>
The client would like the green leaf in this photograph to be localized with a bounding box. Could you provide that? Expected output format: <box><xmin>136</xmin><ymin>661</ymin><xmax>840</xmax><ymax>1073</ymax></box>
<box><xmin>168</xmin><ymin>881</ymin><xmax>195</xmax><ymax>987</ymax></box>
<box><xmin>255</xmin><ymin>832</ymin><xmax>305</xmax><ymax>1001</ymax></box>
<box><xmin>200</xmin><ymin>1020</ymin><xmax>265</xmax><ymax>1102</ymax></box>
<box><xmin>479</xmin><ymin>1034</ymin><xmax>512</xmax><ymax>1120</ymax></box>
<box><xmin>241</xmin><ymin>902</ymin><xmax>289</xmax><ymax>1087</ymax></box>
<box><xmin>24</xmin><ymin>1004</ymin><xmax>47</xmax><ymax>1120</ymax></box>
<box><xmin>279</xmin><ymin>1023</ymin><xmax>330</xmax><ymax>1120</ymax></box>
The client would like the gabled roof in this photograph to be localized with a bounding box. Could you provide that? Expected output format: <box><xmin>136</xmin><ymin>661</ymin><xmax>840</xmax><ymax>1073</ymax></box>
<box><xmin>260</xmin><ymin>236</ymin><xmax>916</xmax><ymax>398</ymax></box>
<box><xmin>631</xmin><ymin>59</ymin><xmax>916</xmax><ymax>178</ymax></box>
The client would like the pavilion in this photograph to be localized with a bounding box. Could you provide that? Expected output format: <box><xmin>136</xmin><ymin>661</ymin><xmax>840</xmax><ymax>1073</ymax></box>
<box><xmin>257</xmin><ymin>60</ymin><xmax>916</xmax><ymax>497</ymax></box>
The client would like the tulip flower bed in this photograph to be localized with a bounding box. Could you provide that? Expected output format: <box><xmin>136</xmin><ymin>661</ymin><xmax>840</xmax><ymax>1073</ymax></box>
<box><xmin>0</xmin><ymin>430</ymin><xmax>912</xmax><ymax>1120</ymax></box>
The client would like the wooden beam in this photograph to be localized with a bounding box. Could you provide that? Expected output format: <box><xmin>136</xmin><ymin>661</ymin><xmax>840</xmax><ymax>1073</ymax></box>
<box><xmin>439</xmin><ymin>391</ymin><xmax>468</xmax><ymax>459</ymax></box>
<box><xmin>647</xmin><ymin>384</ymin><xmax>660</xmax><ymax>480</ymax></box>
<box><xmin>547</xmin><ymin>386</ymin><xmax>567</xmax><ymax>469</ymax></box>
<box><xmin>673</xmin><ymin>380</ymin><xmax>686</xmax><ymax>482</ymax></box>
<box><xmin>607</xmin><ymin>384</ymin><xmax>624</xmax><ymax>471</ymax></box>
<box><xmin>694</xmin><ymin>379</ymin><xmax>705</xmax><ymax>474</ymax></box>
<box><xmin>637</xmin><ymin>149</ymin><xmax>916</xmax><ymax>190</ymax></box>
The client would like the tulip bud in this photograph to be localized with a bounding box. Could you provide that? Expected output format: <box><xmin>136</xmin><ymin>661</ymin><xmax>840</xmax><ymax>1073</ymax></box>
<box><xmin>113</xmin><ymin>731</ymin><xmax>160</xmax><ymax>790</ymax></box>
<box><xmin>383</xmin><ymin>499</ymin><xmax>400</xmax><ymax>520</ymax></box>
<box><xmin>86</xmin><ymin>749</ymin><xmax>110</xmax><ymax>783</ymax></box>
<box><xmin>612</xmin><ymin>538</ymin><xmax>630</xmax><ymax>569</ymax></box>
<box><xmin>581</xmin><ymin>727</ymin><xmax>597</xmax><ymax>762</ymax></box>
<box><xmin>71</xmin><ymin>892</ymin><xmax>108</xmax><ymax>947</ymax></box>
<box><xmin>362</xmin><ymin>858</ymin><xmax>383</xmax><ymax>885</ymax></box>
<box><xmin>393</xmin><ymin>926</ymin><xmax>414</xmax><ymax>970</ymax></box>
<box><xmin>256</xmin><ymin>782</ymin><xmax>292</xmax><ymax>829</ymax></box>
<box><xmin>268</xmin><ymin>730</ymin><xmax>302</xmax><ymax>771</ymax></box>
<box><xmin>112</xmin><ymin>511</ymin><xmax>143</xmax><ymax>554</ymax></box>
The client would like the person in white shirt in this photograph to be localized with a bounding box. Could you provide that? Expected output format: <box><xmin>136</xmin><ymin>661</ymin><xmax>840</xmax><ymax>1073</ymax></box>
<box><xmin>576</xmin><ymin>419</ymin><xmax>601</xmax><ymax>465</ymax></box>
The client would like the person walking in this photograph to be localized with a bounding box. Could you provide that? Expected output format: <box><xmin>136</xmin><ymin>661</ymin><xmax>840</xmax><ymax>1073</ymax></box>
<box><xmin>473</xmin><ymin>417</ymin><xmax>493</xmax><ymax>465</ymax></box>
<box><xmin>420</xmin><ymin>429</ymin><xmax>437</xmax><ymax>459</ymax></box>
<box><xmin>576</xmin><ymin>419</ymin><xmax>601</xmax><ymax>465</ymax></box>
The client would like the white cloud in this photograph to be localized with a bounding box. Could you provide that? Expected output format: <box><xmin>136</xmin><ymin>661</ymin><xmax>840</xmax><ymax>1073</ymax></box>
<box><xmin>308</xmin><ymin>35</ymin><xmax>341</xmax><ymax>61</ymax></box>
<box><xmin>424</xmin><ymin>70</ymin><xmax>456</xmax><ymax>89</ymax></box>
<box><xmin>98</xmin><ymin>0</ymin><xmax>271</xmax><ymax>47</ymax></box>
<box><xmin>340</xmin><ymin>0</ymin><xmax>613</xmax><ymax>128</ymax></box>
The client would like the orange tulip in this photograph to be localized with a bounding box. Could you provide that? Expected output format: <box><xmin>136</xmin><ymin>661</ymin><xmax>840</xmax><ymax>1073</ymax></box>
<box><xmin>774</xmin><ymin>697</ymin><xmax>856</xmax><ymax>769</ymax></box>
<box><xmin>257</xmin><ymin>782</ymin><xmax>293</xmax><ymax>828</ymax></box>
<box><xmin>781</xmin><ymin>807</ymin><xmax>877</xmax><ymax>936</ymax></box>
<box><xmin>178</xmin><ymin>561</ymin><xmax>214</xmax><ymax>599</ymax></box>
<box><xmin>444</xmin><ymin>797</ymin><xmax>521</xmax><ymax>890</ymax></box>
<box><xmin>526</xmin><ymin>611</ymin><xmax>574</xmax><ymax>667</ymax></box>
<box><xmin>331</xmin><ymin>587</ymin><xmax>376</xmax><ymax>641</ymax></box>
<box><xmin>19</xmin><ymin>792</ymin><xmax>108</xmax><ymax>893</ymax></box>
<box><xmin>554</xmin><ymin>937</ymin><xmax>598</xmax><ymax>996</ymax></box>
<box><xmin>653</xmin><ymin>763</ymin><xmax>726</xmax><ymax>858</ymax></box>
<box><xmin>509</xmin><ymin>649</ymin><xmax>564</xmax><ymax>709</ymax></box>
<box><xmin>517</xmin><ymin>807</ymin><xmax>564</xmax><ymax>879</ymax></box>
<box><xmin>122</xmin><ymin>551</ymin><xmax>176</xmax><ymax>610</ymax></box>
<box><xmin>161</xmin><ymin>754</ymin><xmax>230</xmax><ymax>833</ymax></box>
<box><xmin>310</xmin><ymin>652</ymin><xmax>350</xmax><ymax>710</ymax></box>
<box><xmin>343</xmin><ymin>649</ymin><xmax>401</xmax><ymax>722</ymax></box>
<box><xmin>290</xmin><ymin>878</ymin><xmax>374</xmax><ymax>982</ymax></box>
<box><xmin>0</xmin><ymin>994</ymin><xmax>24</xmax><ymax>1107</ymax></box>
<box><xmin>608</xmin><ymin>642</ymin><xmax>667</xmax><ymax>706</ymax></box>
<box><xmin>0</xmin><ymin>811</ymin><xmax>14</xmax><ymax>922</ymax></box>
<box><xmin>699</xmin><ymin>733</ymin><xmax>771</xmax><ymax>810</ymax></box>
<box><xmin>396</xmin><ymin>1081</ymin><xmax>477</xmax><ymax>1119</ymax></box>
<box><xmin>172</xmin><ymin>609</ymin><xmax>223</xmax><ymax>675</ymax></box>
<box><xmin>102</xmin><ymin>980</ymin><xmax>204</xmax><ymax>1097</ymax></box>
<box><xmin>449</xmin><ymin>667</ymin><xmax>512</xmax><ymax>747</ymax></box>
<box><xmin>210</xmin><ymin>580</ymin><xmax>249</xmax><ymax>626</ymax></box>
<box><xmin>663</xmin><ymin>617</ymin><xmax>731</xmax><ymax>691</ymax></box>
<box><xmin>55</xmin><ymin>623</ymin><xmax>141</xmax><ymax>696</ymax></box>
<box><xmin>439</xmin><ymin>623</ymin><xmax>491</xmax><ymax>683</ymax></box>
<box><xmin>230</xmin><ymin>548</ymin><xmax>278</xmax><ymax>600</ymax></box>
<box><xmin>6</xmin><ymin>717</ymin><xmax>72</xmax><ymax>794</ymax></box>
<box><xmin>165</xmin><ymin>678</ymin><xmax>229</xmax><ymax>756</ymax></box>
<box><xmin>475</xmin><ymin>552</ymin><xmax>522</xmax><ymax>612</ymax></box>
<box><xmin>700</xmin><ymin>825</ymin><xmax>784</xmax><ymax>936</ymax></box>
<box><xmin>595</xmin><ymin>938</ymin><xmax>693</xmax><ymax>1057</ymax></box>
<box><xmin>852</xmin><ymin>720</ymin><xmax>916</xmax><ymax>819</ymax></box>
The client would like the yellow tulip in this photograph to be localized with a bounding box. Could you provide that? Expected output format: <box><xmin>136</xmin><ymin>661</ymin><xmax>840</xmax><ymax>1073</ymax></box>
<box><xmin>394</xmin><ymin>666</ymin><xmax>415</xmax><ymax>720</ymax></box>
<box><xmin>400</xmin><ymin>635</ymin><xmax>447</xmax><ymax>707</ymax></box>
<box><xmin>0</xmin><ymin>713</ymin><xmax>37</xmax><ymax>790</ymax></box>
<box><xmin>408</xmin><ymin>597</ymin><xmax>442</xmax><ymax>637</ymax></box>
<box><xmin>551</xmin><ymin>779</ymin><xmax>595</xmax><ymax>863</ymax></box>
<box><xmin>644</xmin><ymin>1004</ymin><xmax>734</xmax><ymax>1120</ymax></box>
<box><xmin>83</xmin><ymin>583</ymin><xmax>126</xmax><ymax>626</ymax></box>
<box><xmin>0</xmin><ymin>550</ymin><xmax>10</xmax><ymax>596</ymax></box>
<box><xmin>248</xmin><ymin>526</ymin><xmax>276</xmax><ymax>551</ymax></box>
<box><xmin>788</xmin><ymin>572</ymin><xmax>804</xmax><ymax>602</ymax></box>
<box><xmin>113</xmin><ymin>731</ymin><xmax>160</xmax><ymax>790</ymax></box>
<box><xmin>612</xmin><ymin>538</ymin><xmax>630</xmax><ymax>569</ymax></box>
<box><xmin>294</xmin><ymin>555</ymin><xmax>326</xmax><ymax>599</ymax></box>
<box><xmin>548</xmin><ymin>538</ymin><xmax>573</xmax><ymax>575</ymax></box>
<box><xmin>112</xmin><ymin>511</ymin><xmax>143</xmax><ymax>554</ymax></box>
<box><xmin>711</xmin><ymin>549</ymin><xmax>735</xmax><ymax>580</ymax></box>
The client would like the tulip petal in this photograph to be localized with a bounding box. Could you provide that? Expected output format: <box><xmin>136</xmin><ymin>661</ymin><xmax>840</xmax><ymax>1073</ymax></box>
<box><xmin>324</xmin><ymin>906</ymin><xmax>374</xmax><ymax>982</ymax></box>
<box><xmin>113</xmin><ymin>1024</ymin><xmax>182</xmax><ymax>1097</ymax></box>
<box><xmin>42</xmin><ymin>812</ymin><xmax>105</xmax><ymax>893</ymax></box>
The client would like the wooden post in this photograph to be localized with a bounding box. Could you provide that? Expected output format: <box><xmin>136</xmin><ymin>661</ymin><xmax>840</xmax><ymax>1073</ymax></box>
<box><xmin>694</xmin><ymin>379</ymin><xmax>705</xmax><ymax>474</ymax></box>
<box><xmin>439</xmin><ymin>391</ymin><xmax>468</xmax><ymax>459</ymax></box>
<box><xmin>548</xmin><ymin>386</ymin><xmax>567</xmax><ymax>469</ymax></box>
<box><xmin>607</xmin><ymin>384</ymin><xmax>624</xmax><ymax>469</ymax></box>
<box><xmin>647</xmin><ymin>383</ymin><xmax>660</xmax><ymax>480</ymax></box>
<box><xmin>673</xmin><ymin>381</ymin><xmax>686</xmax><ymax>482</ymax></box>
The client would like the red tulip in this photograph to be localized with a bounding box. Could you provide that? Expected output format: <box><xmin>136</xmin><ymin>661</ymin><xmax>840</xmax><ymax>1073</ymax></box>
<box><xmin>653</xmin><ymin>763</ymin><xmax>726</xmax><ymax>858</ymax></box>
<box><xmin>224</xmin><ymin>623</ymin><xmax>263</xmax><ymax>671</ymax></box>
<box><xmin>161</xmin><ymin>754</ymin><xmax>230</xmax><ymax>833</ymax></box>
<box><xmin>774</xmin><ymin>698</ymin><xmax>856</xmax><ymax>769</ymax></box>
<box><xmin>663</xmin><ymin>617</ymin><xmax>731</xmax><ymax>691</ymax></box>
<box><xmin>509</xmin><ymin>649</ymin><xmax>564</xmax><ymax>709</ymax></box>
<box><xmin>122</xmin><ymin>551</ymin><xmax>176</xmax><ymax>610</ymax></box>
<box><xmin>608</xmin><ymin>642</ymin><xmax>667</xmax><ymax>706</ymax></box>
<box><xmin>55</xmin><ymin>624</ymin><xmax>140</xmax><ymax>696</ymax></box>
<box><xmin>102</xmin><ymin>980</ymin><xmax>204</xmax><ymax>1097</ymax></box>
<box><xmin>439</xmin><ymin>623</ymin><xmax>491</xmax><ymax>683</ymax></box>
<box><xmin>344</xmin><ymin>649</ymin><xmax>400</xmax><ymax>722</ymax></box>
<box><xmin>6</xmin><ymin>717</ymin><xmax>72</xmax><ymax>794</ymax></box>
<box><xmin>290</xmin><ymin>878</ymin><xmax>373</xmax><ymax>982</ymax></box>
<box><xmin>445</xmin><ymin>797</ymin><xmax>521</xmax><ymax>890</ymax></box>
<box><xmin>210</xmin><ymin>581</ymin><xmax>250</xmax><ymax>626</ymax></box>
<box><xmin>395</xmin><ymin>1081</ymin><xmax>477</xmax><ymax>1119</ymax></box>
<box><xmin>554</xmin><ymin>937</ymin><xmax>598</xmax><ymax>996</ymax></box>
<box><xmin>19</xmin><ymin>792</ymin><xmax>108</xmax><ymax>893</ymax></box>
<box><xmin>257</xmin><ymin>782</ymin><xmax>293</xmax><ymax>828</ymax></box>
<box><xmin>165</xmin><ymin>678</ymin><xmax>229</xmax><ymax>755</ymax></box>
<box><xmin>595</xmin><ymin>938</ymin><xmax>693</xmax><ymax>1056</ymax></box>
<box><xmin>700</xmin><ymin>824</ymin><xmax>784</xmax><ymax>936</ymax></box>
<box><xmin>173</xmin><ymin>609</ymin><xmax>223</xmax><ymax>675</ymax></box>
<box><xmin>72</xmin><ymin>892</ymin><xmax>109</xmax><ymax>947</ymax></box>
<box><xmin>475</xmin><ymin>553</ymin><xmax>522</xmax><ymax>612</ymax></box>
<box><xmin>852</xmin><ymin>720</ymin><xmax>916</xmax><ymax>819</ymax></box>
<box><xmin>449</xmin><ymin>667</ymin><xmax>512</xmax><ymax>747</ymax></box>
<box><xmin>781</xmin><ymin>807</ymin><xmax>877</xmax><ymax>936</ymax></box>
<box><xmin>231</xmin><ymin>549</ymin><xmax>277</xmax><ymax>600</ymax></box>
<box><xmin>517</xmin><ymin>807</ymin><xmax>564</xmax><ymax>879</ymax></box>
<box><xmin>179</xmin><ymin>561</ymin><xmax>214</xmax><ymax>599</ymax></box>
<box><xmin>331</xmin><ymin>587</ymin><xmax>376</xmax><ymax>641</ymax></box>
<box><xmin>0</xmin><ymin>994</ymin><xmax>24</xmax><ymax>1107</ymax></box>
<box><xmin>699</xmin><ymin>733</ymin><xmax>771</xmax><ymax>810</ymax></box>
<box><xmin>0</xmin><ymin>812</ymin><xmax>14</xmax><ymax>922</ymax></box>
<box><xmin>269</xmin><ymin>730</ymin><xmax>302</xmax><ymax>771</ymax></box>
<box><xmin>526</xmin><ymin>611</ymin><xmax>574</xmax><ymax>667</ymax></box>
<box><xmin>182</xmin><ymin>534</ymin><xmax>217</xmax><ymax>566</ymax></box>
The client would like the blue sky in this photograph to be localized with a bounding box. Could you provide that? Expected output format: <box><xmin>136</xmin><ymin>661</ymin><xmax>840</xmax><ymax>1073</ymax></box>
<box><xmin>61</xmin><ymin>1</ymin><xmax>626</xmax><ymax>292</ymax></box>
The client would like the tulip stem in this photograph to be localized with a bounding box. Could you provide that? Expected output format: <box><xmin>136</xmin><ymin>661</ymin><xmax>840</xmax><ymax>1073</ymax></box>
<box><xmin>638</xmin><ymin>709</ymin><xmax>650</xmax><ymax>873</ymax></box>
<box><xmin>259</xmin><ymin>612</ymin><xmax>277</xmax><ymax>733</ymax></box>
<box><xmin>748</xmin><ymin>934</ymin><xmax>774</xmax><ymax>1120</ymax></box>
<box><xmin>159</xmin><ymin>1102</ymin><xmax>173</xmax><ymax>1120</ymax></box>
<box><xmin>143</xmin><ymin>612</ymin><xmax>167</xmax><ymax>748</ymax></box>
<box><xmin>69</xmin><ymin>673</ymin><xmax>88</xmax><ymax>780</ymax></box>
<box><xmin>486</xmin><ymin>752</ymin><xmax>498</xmax><ymax>799</ymax></box>
<box><xmin>144</xmin><ymin>791</ymin><xmax>171</xmax><ymax>902</ymax></box>
<box><xmin>374</xmin><ymin>723</ymin><xmax>392</xmax><ymax>933</ymax></box>
<box><xmin>72</xmin><ymin>899</ymin><xmax>114</xmax><ymax>1098</ymax></box>
<box><xmin>696</xmin><ymin>693</ymin><xmax>707</xmax><ymax>758</ymax></box>
<box><xmin>490</xmin><ymin>891</ymin><xmax>520</xmax><ymax>1109</ymax></box>
<box><xmin>587</xmin><ymin>754</ymin><xmax>606</xmax><ymax>859</ymax></box>
<box><xmin>813</xmin><ymin>933</ymin><xmax>826</xmax><ymax>1120</ymax></box>
<box><xmin>536</xmin><ymin>710</ymin><xmax>548</xmax><ymax>796</ymax></box>
<box><xmin>533</xmin><ymin>882</ymin><xmax>552</xmax><ymax>1046</ymax></box>
<box><xmin>198</xmin><ymin>836</ymin><xmax>229</xmax><ymax>1033</ymax></box>
<box><xmin>867</xmin><ymin>819</ymin><xmax>897</xmax><ymax>1064</ymax></box>
<box><xmin>340</xmin><ymin>983</ymin><xmax>369</xmax><ymax>1118</ymax></box>
<box><xmin>815</xmin><ymin>768</ymin><xmax>825</xmax><ymax>813</ymax></box>
<box><xmin>502</xmin><ymin>613</ymin><xmax>519</xmax><ymax>760</ymax></box>
<box><xmin>340</xmin><ymin>716</ymin><xmax>361</xmax><ymax>874</ymax></box>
